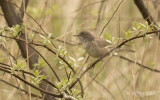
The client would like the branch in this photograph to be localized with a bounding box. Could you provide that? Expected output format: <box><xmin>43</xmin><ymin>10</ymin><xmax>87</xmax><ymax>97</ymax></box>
<box><xmin>134</xmin><ymin>0</ymin><xmax>160</xmax><ymax>39</ymax></box>
<box><xmin>0</xmin><ymin>65</ymin><xmax>81</xmax><ymax>99</ymax></box>
<box><xmin>117</xmin><ymin>55</ymin><xmax>160</xmax><ymax>73</ymax></box>
<box><xmin>27</xmin><ymin>27</ymin><xmax>80</xmax><ymax>46</ymax></box>
<box><xmin>69</xmin><ymin>30</ymin><xmax>160</xmax><ymax>89</ymax></box>
<box><xmin>0</xmin><ymin>0</ymin><xmax>39</xmax><ymax>69</ymax></box>
<box><xmin>0</xmin><ymin>34</ymin><xmax>75</xmax><ymax>74</ymax></box>
<box><xmin>0</xmin><ymin>64</ymin><xmax>58</xmax><ymax>89</ymax></box>
<box><xmin>9</xmin><ymin>1</ymin><xmax>48</xmax><ymax>36</ymax></box>
<box><xmin>94</xmin><ymin>80</ymin><xmax>116</xmax><ymax>100</ymax></box>
<box><xmin>0</xmin><ymin>79</ymin><xmax>42</xmax><ymax>99</ymax></box>
<box><xmin>0</xmin><ymin>44</ymin><xmax>16</xmax><ymax>61</ymax></box>
<box><xmin>74</xmin><ymin>0</ymin><xmax>107</xmax><ymax>12</ymax></box>
<box><xmin>0</xmin><ymin>34</ymin><xmax>84</xmax><ymax>98</ymax></box>
<box><xmin>117</xmin><ymin>30</ymin><xmax>160</xmax><ymax>48</ymax></box>
<box><xmin>28</xmin><ymin>44</ymin><xmax>61</xmax><ymax>82</ymax></box>
<box><xmin>95</xmin><ymin>0</ymin><xmax>105</xmax><ymax>32</ymax></box>
<box><xmin>0</xmin><ymin>1</ymin><xmax>57</xmax><ymax>99</ymax></box>
<box><xmin>31</xmin><ymin>43</ymin><xmax>76</xmax><ymax>74</ymax></box>
<box><xmin>100</xmin><ymin>0</ymin><xmax>123</xmax><ymax>36</ymax></box>
<box><xmin>0</xmin><ymin>67</ymin><xmax>63</xmax><ymax>98</ymax></box>
<box><xmin>19</xmin><ymin>0</ymin><xmax>29</xmax><ymax>18</ymax></box>
<box><xmin>134</xmin><ymin>0</ymin><xmax>157</xmax><ymax>26</ymax></box>
<box><xmin>0</xmin><ymin>34</ymin><xmax>61</xmax><ymax>81</ymax></box>
<box><xmin>0</xmin><ymin>1</ymin><xmax>22</xmax><ymax>26</ymax></box>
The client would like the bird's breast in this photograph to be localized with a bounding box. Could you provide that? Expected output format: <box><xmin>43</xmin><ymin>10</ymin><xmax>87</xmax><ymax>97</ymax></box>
<box><xmin>82</xmin><ymin>41</ymin><xmax>107</xmax><ymax>57</ymax></box>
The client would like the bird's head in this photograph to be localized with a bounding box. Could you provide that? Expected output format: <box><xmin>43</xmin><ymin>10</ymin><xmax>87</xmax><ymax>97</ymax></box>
<box><xmin>74</xmin><ymin>31</ymin><xmax>95</xmax><ymax>42</ymax></box>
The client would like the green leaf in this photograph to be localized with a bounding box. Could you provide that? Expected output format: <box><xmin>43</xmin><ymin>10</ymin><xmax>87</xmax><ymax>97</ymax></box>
<box><xmin>123</xmin><ymin>30</ymin><xmax>131</xmax><ymax>39</ymax></box>
<box><xmin>33</xmin><ymin>70</ymin><xmax>40</xmax><ymax>77</ymax></box>
<box><xmin>134</xmin><ymin>22</ymin><xmax>138</xmax><ymax>29</ymax></box>
<box><xmin>57</xmin><ymin>46</ymin><xmax>68</xmax><ymax>57</ymax></box>
<box><xmin>69</xmin><ymin>56</ymin><xmax>76</xmax><ymax>62</ymax></box>
<box><xmin>140</xmin><ymin>23</ymin><xmax>146</xmax><ymax>28</ymax></box>
<box><xmin>39</xmin><ymin>75</ymin><xmax>47</xmax><ymax>80</ymax></box>
<box><xmin>77</xmin><ymin>57</ymin><xmax>84</xmax><ymax>61</ymax></box>
<box><xmin>145</xmin><ymin>21</ymin><xmax>149</xmax><ymax>27</ymax></box>
<box><xmin>9</xmin><ymin>25</ymin><xmax>23</xmax><ymax>37</ymax></box>
<box><xmin>0</xmin><ymin>25</ymin><xmax>5</xmax><ymax>34</ymax></box>
<box><xmin>11</xmin><ymin>59</ymin><xmax>26</xmax><ymax>73</ymax></box>
<box><xmin>31</xmin><ymin>70</ymin><xmax>47</xmax><ymax>86</ymax></box>
<box><xmin>28</xmin><ymin>33</ymin><xmax>35</xmax><ymax>40</ymax></box>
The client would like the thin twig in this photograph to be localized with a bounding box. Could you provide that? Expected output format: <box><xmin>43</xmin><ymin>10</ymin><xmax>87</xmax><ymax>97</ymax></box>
<box><xmin>0</xmin><ymin>67</ymin><xmax>63</xmax><ymax>98</ymax></box>
<box><xmin>117</xmin><ymin>30</ymin><xmax>160</xmax><ymax>48</ymax></box>
<box><xmin>99</xmin><ymin>0</ymin><xmax>123</xmax><ymax>36</ymax></box>
<box><xmin>9</xmin><ymin>2</ymin><xmax>48</xmax><ymax>36</ymax></box>
<box><xmin>0</xmin><ymin>79</ymin><xmax>42</xmax><ymax>98</ymax></box>
<box><xmin>84</xmin><ymin>57</ymin><xmax>112</xmax><ymax>90</ymax></box>
<box><xmin>112</xmin><ymin>74</ymin><xmax>125</xmax><ymax>100</ymax></box>
<box><xmin>27</xmin><ymin>27</ymin><xmax>80</xmax><ymax>46</ymax></box>
<box><xmin>0</xmin><ymin>65</ymin><xmax>58</xmax><ymax>89</ymax></box>
<box><xmin>29</xmin><ymin>44</ymin><xmax>61</xmax><ymax>82</ymax></box>
<box><xmin>94</xmin><ymin>79</ymin><xmax>116</xmax><ymax>100</ymax></box>
<box><xmin>74</xmin><ymin>0</ymin><xmax>107</xmax><ymax>12</ymax></box>
<box><xmin>117</xmin><ymin>55</ymin><xmax>160</xmax><ymax>73</ymax></box>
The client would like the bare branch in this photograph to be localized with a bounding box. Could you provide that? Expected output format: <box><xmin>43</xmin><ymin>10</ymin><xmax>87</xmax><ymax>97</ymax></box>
<box><xmin>19</xmin><ymin>0</ymin><xmax>29</xmax><ymax>18</ymax></box>
<box><xmin>100</xmin><ymin>0</ymin><xmax>123</xmax><ymax>36</ymax></box>
<box><xmin>117</xmin><ymin>55</ymin><xmax>160</xmax><ymax>73</ymax></box>
<box><xmin>0</xmin><ymin>64</ymin><xmax>58</xmax><ymax>89</ymax></box>
<box><xmin>134</xmin><ymin>0</ymin><xmax>157</xmax><ymax>26</ymax></box>
<box><xmin>134</xmin><ymin>0</ymin><xmax>160</xmax><ymax>39</ymax></box>
<box><xmin>0</xmin><ymin>67</ymin><xmax>63</xmax><ymax>98</ymax></box>
<box><xmin>0</xmin><ymin>79</ymin><xmax>42</xmax><ymax>99</ymax></box>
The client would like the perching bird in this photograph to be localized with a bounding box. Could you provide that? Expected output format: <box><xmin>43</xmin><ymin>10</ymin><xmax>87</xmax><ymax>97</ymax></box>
<box><xmin>74</xmin><ymin>31</ymin><xmax>113</xmax><ymax>58</ymax></box>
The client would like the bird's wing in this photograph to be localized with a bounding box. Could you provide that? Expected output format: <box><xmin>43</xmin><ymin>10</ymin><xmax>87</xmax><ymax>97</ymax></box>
<box><xmin>94</xmin><ymin>37</ymin><xmax>112</xmax><ymax>48</ymax></box>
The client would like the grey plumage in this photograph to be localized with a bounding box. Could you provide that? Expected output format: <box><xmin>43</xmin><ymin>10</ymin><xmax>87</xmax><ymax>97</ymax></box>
<box><xmin>74</xmin><ymin>31</ymin><xmax>112</xmax><ymax>58</ymax></box>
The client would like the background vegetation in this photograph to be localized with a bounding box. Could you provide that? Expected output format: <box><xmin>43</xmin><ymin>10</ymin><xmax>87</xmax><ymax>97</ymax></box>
<box><xmin>0</xmin><ymin>0</ymin><xmax>160</xmax><ymax>100</ymax></box>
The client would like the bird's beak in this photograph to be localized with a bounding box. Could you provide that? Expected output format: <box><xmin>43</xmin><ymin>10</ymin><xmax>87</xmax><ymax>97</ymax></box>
<box><xmin>73</xmin><ymin>34</ymin><xmax>79</xmax><ymax>37</ymax></box>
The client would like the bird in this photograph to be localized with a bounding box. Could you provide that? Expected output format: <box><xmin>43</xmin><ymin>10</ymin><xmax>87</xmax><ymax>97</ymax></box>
<box><xmin>74</xmin><ymin>31</ymin><xmax>113</xmax><ymax>58</ymax></box>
